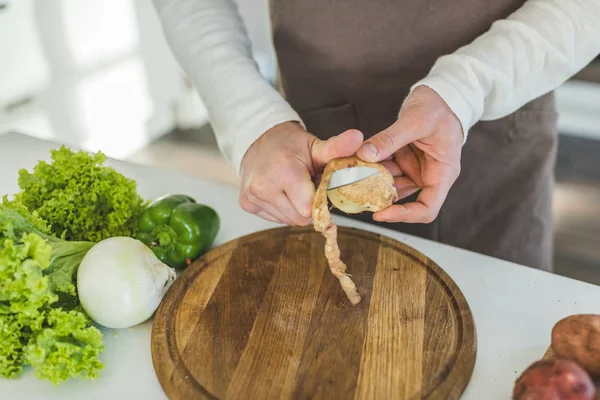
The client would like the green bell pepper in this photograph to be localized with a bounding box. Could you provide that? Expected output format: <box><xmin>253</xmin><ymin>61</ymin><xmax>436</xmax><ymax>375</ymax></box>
<box><xmin>136</xmin><ymin>194</ymin><xmax>220</xmax><ymax>269</ymax></box>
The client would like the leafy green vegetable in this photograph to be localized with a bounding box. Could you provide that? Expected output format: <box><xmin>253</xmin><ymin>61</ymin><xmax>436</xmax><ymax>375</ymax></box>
<box><xmin>0</xmin><ymin>233</ymin><xmax>52</xmax><ymax>378</ymax></box>
<box><xmin>0</xmin><ymin>225</ymin><xmax>104</xmax><ymax>384</ymax></box>
<box><xmin>26</xmin><ymin>309</ymin><xmax>104</xmax><ymax>384</ymax></box>
<box><xmin>0</xmin><ymin>233</ymin><xmax>55</xmax><ymax>316</ymax></box>
<box><xmin>1</xmin><ymin>195</ymin><xmax>50</xmax><ymax>235</ymax></box>
<box><xmin>13</xmin><ymin>146</ymin><xmax>147</xmax><ymax>242</ymax></box>
<box><xmin>0</xmin><ymin>205</ymin><xmax>94</xmax><ymax>302</ymax></box>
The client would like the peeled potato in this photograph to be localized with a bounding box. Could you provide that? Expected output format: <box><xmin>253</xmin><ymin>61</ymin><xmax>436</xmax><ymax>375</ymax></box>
<box><xmin>325</xmin><ymin>157</ymin><xmax>398</xmax><ymax>214</ymax></box>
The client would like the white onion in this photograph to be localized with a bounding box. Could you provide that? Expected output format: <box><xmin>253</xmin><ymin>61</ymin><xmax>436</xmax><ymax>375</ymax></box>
<box><xmin>77</xmin><ymin>237</ymin><xmax>177</xmax><ymax>329</ymax></box>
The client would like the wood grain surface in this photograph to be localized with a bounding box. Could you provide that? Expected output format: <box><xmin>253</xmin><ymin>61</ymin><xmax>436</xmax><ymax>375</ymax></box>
<box><xmin>151</xmin><ymin>226</ymin><xmax>477</xmax><ymax>400</ymax></box>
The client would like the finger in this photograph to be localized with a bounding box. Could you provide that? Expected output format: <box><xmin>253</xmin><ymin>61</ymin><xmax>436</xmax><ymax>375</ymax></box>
<box><xmin>380</xmin><ymin>160</ymin><xmax>403</xmax><ymax>177</ymax></box>
<box><xmin>261</xmin><ymin>201</ymin><xmax>296</xmax><ymax>226</ymax></box>
<box><xmin>357</xmin><ymin>114</ymin><xmax>427</xmax><ymax>163</ymax></box>
<box><xmin>311</xmin><ymin>129</ymin><xmax>364</xmax><ymax>170</ymax></box>
<box><xmin>239</xmin><ymin>193</ymin><xmax>261</xmax><ymax>214</ymax></box>
<box><xmin>373</xmin><ymin>184</ymin><xmax>449</xmax><ymax>224</ymax></box>
<box><xmin>247</xmin><ymin>192</ymin><xmax>295</xmax><ymax>226</ymax></box>
<box><xmin>393</xmin><ymin>146</ymin><xmax>424</xmax><ymax>187</ymax></box>
<box><xmin>284</xmin><ymin>169</ymin><xmax>316</xmax><ymax>219</ymax></box>
<box><xmin>282</xmin><ymin>167</ymin><xmax>315</xmax><ymax>218</ymax></box>
<box><xmin>257</xmin><ymin>210</ymin><xmax>281</xmax><ymax>223</ymax></box>
<box><xmin>241</xmin><ymin>193</ymin><xmax>283</xmax><ymax>223</ymax></box>
<box><xmin>273</xmin><ymin>193</ymin><xmax>311</xmax><ymax>226</ymax></box>
<box><xmin>241</xmin><ymin>194</ymin><xmax>284</xmax><ymax>223</ymax></box>
<box><xmin>394</xmin><ymin>176</ymin><xmax>420</xmax><ymax>200</ymax></box>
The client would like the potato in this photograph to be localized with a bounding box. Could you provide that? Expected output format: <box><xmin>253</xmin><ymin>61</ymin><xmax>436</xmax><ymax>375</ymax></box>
<box><xmin>552</xmin><ymin>314</ymin><xmax>600</xmax><ymax>376</ymax></box>
<box><xmin>513</xmin><ymin>359</ymin><xmax>595</xmax><ymax>400</ymax></box>
<box><xmin>326</xmin><ymin>161</ymin><xmax>397</xmax><ymax>214</ymax></box>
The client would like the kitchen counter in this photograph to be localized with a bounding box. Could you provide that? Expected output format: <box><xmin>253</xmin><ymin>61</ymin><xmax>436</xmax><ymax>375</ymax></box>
<box><xmin>1</xmin><ymin>132</ymin><xmax>599</xmax><ymax>400</ymax></box>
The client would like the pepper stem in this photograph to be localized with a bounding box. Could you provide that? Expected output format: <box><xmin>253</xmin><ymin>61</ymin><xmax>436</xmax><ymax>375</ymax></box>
<box><xmin>149</xmin><ymin>225</ymin><xmax>178</xmax><ymax>252</ymax></box>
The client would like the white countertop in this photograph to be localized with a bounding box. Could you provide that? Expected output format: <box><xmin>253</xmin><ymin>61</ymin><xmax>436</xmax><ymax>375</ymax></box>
<box><xmin>1</xmin><ymin>132</ymin><xmax>599</xmax><ymax>400</ymax></box>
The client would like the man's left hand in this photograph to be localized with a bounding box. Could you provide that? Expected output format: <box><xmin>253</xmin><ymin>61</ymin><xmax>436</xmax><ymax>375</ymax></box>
<box><xmin>356</xmin><ymin>85</ymin><xmax>464</xmax><ymax>223</ymax></box>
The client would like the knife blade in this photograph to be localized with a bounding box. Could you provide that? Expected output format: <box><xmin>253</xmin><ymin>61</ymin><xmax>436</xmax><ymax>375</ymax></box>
<box><xmin>327</xmin><ymin>166</ymin><xmax>379</xmax><ymax>190</ymax></box>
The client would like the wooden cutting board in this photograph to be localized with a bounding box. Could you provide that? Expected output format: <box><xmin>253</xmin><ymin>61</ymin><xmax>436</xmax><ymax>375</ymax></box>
<box><xmin>151</xmin><ymin>226</ymin><xmax>477</xmax><ymax>400</ymax></box>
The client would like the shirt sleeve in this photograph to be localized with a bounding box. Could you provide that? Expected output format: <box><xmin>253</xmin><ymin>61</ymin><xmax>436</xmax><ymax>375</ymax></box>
<box><xmin>152</xmin><ymin>0</ymin><xmax>303</xmax><ymax>174</ymax></box>
<box><xmin>411</xmin><ymin>0</ymin><xmax>600</xmax><ymax>141</ymax></box>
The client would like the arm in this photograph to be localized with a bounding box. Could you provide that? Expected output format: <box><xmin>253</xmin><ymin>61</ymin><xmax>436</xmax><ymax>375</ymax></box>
<box><xmin>412</xmin><ymin>0</ymin><xmax>600</xmax><ymax>139</ymax></box>
<box><xmin>153</xmin><ymin>0</ymin><xmax>364</xmax><ymax>227</ymax></box>
<box><xmin>152</xmin><ymin>0</ymin><xmax>302</xmax><ymax>173</ymax></box>
<box><xmin>358</xmin><ymin>0</ymin><xmax>600</xmax><ymax>224</ymax></box>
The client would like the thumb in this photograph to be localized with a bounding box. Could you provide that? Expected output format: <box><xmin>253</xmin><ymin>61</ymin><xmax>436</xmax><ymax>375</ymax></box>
<box><xmin>356</xmin><ymin>113</ymin><xmax>425</xmax><ymax>162</ymax></box>
<box><xmin>311</xmin><ymin>129</ymin><xmax>364</xmax><ymax>170</ymax></box>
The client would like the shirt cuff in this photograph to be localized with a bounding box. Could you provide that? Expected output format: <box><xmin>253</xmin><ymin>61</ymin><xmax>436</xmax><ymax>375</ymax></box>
<box><xmin>408</xmin><ymin>76</ymin><xmax>478</xmax><ymax>144</ymax></box>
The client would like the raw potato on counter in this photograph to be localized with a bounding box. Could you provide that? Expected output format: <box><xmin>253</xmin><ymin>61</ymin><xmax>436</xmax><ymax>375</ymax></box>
<box><xmin>513</xmin><ymin>359</ymin><xmax>595</xmax><ymax>400</ymax></box>
<box><xmin>552</xmin><ymin>314</ymin><xmax>600</xmax><ymax>377</ymax></box>
<box><xmin>513</xmin><ymin>314</ymin><xmax>600</xmax><ymax>400</ymax></box>
<box><xmin>312</xmin><ymin>156</ymin><xmax>398</xmax><ymax>305</ymax></box>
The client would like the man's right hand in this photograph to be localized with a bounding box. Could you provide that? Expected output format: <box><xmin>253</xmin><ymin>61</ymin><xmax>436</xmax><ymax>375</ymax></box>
<box><xmin>239</xmin><ymin>121</ymin><xmax>364</xmax><ymax>225</ymax></box>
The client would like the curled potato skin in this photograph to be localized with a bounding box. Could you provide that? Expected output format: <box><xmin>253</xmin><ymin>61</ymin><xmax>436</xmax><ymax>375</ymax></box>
<box><xmin>513</xmin><ymin>359</ymin><xmax>595</xmax><ymax>400</ymax></box>
<box><xmin>312</xmin><ymin>156</ymin><xmax>398</xmax><ymax>305</ymax></box>
<box><xmin>552</xmin><ymin>314</ymin><xmax>600</xmax><ymax>377</ymax></box>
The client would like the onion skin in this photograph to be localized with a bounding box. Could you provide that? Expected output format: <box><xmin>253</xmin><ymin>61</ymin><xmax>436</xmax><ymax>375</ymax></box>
<box><xmin>513</xmin><ymin>359</ymin><xmax>595</xmax><ymax>400</ymax></box>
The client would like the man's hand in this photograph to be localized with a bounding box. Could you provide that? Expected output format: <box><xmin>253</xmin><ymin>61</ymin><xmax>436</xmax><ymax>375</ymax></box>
<box><xmin>239</xmin><ymin>121</ymin><xmax>364</xmax><ymax>225</ymax></box>
<box><xmin>356</xmin><ymin>85</ymin><xmax>464</xmax><ymax>224</ymax></box>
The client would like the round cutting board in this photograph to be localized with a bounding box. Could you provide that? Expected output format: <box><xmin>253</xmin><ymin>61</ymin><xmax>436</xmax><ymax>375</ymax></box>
<box><xmin>151</xmin><ymin>226</ymin><xmax>476</xmax><ymax>400</ymax></box>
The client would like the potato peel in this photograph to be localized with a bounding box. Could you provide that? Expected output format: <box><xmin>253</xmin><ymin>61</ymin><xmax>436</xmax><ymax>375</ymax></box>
<box><xmin>312</xmin><ymin>156</ymin><xmax>398</xmax><ymax>305</ymax></box>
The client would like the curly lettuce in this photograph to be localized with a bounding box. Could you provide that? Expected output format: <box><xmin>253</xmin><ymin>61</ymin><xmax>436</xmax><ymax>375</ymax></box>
<box><xmin>26</xmin><ymin>309</ymin><xmax>104</xmax><ymax>384</ymax></box>
<box><xmin>0</xmin><ymin>224</ymin><xmax>104</xmax><ymax>384</ymax></box>
<box><xmin>0</xmin><ymin>205</ymin><xmax>94</xmax><ymax>304</ymax></box>
<box><xmin>1</xmin><ymin>195</ymin><xmax>50</xmax><ymax>235</ymax></box>
<box><xmin>0</xmin><ymin>233</ymin><xmax>55</xmax><ymax>316</ymax></box>
<box><xmin>14</xmin><ymin>146</ymin><xmax>147</xmax><ymax>242</ymax></box>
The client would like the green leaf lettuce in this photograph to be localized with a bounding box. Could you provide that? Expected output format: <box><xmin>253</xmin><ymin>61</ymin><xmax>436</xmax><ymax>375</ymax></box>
<box><xmin>14</xmin><ymin>146</ymin><xmax>147</xmax><ymax>242</ymax></box>
<box><xmin>0</xmin><ymin>210</ymin><xmax>104</xmax><ymax>384</ymax></box>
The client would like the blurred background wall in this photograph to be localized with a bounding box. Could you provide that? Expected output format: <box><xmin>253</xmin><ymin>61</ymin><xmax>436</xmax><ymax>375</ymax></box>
<box><xmin>0</xmin><ymin>0</ymin><xmax>278</xmax><ymax>158</ymax></box>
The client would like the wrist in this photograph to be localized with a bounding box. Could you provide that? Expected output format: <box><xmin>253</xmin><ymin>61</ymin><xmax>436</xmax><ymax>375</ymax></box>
<box><xmin>240</xmin><ymin>120</ymin><xmax>305</xmax><ymax>172</ymax></box>
<box><xmin>408</xmin><ymin>79</ymin><xmax>474</xmax><ymax>144</ymax></box>
<box><xmin>263</xmin><ymin>121</ymin><xmax>305</xmax><ymax>137</ymax></box>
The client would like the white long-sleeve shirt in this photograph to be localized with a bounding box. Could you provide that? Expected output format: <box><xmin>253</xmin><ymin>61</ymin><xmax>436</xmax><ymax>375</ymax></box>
<box><xmin>153</xmin><ymin>0</ymin><xmax>600</xmax><ymax>174</ymax></box>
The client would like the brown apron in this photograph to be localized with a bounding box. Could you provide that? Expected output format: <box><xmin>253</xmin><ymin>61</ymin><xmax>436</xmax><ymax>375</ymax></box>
<box><xmin>269</xmin><ymin>0</ymin><xmax>558</xmax><ymax>271</ymax></box>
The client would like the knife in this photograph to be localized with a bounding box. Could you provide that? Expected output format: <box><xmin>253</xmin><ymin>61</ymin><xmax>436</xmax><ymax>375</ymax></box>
<box><xmin>327</xmin><ymin>166</ymin><xmax>379</xmax><ymax>190</ymax></box>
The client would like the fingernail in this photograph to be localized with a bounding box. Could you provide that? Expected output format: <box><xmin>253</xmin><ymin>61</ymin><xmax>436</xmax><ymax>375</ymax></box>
<box><xmin>360</xmin><ymin>143</ymin><xmax>378</xmax><ymax>160</ymax></box>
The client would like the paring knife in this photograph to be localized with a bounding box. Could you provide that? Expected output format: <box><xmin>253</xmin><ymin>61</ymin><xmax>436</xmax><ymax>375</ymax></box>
<box><xmin>327</xmin><ymin>166</ymin><xmax>379</xmax><ymax>190</ymax></box>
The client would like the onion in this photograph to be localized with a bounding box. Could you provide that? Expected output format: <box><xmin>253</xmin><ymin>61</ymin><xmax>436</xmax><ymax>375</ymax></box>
<box><xmin>77</xmin><ymin>237</ymin><xmax>177</xmax><ymax>329</ymax></box>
